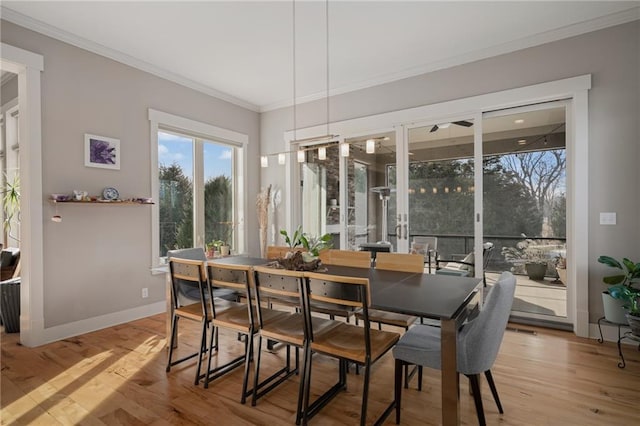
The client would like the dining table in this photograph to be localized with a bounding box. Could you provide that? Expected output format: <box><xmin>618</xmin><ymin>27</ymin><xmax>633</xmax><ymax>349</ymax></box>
<box><xmin>162</xmin><ymin>255</ymin><xmax>482</xmax><ymax>426</ymax></box>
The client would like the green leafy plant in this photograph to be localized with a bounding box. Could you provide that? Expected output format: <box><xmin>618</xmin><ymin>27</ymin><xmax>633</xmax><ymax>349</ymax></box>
<box><xmin>280</xmin><ymin>226</ymin><xmax>332</xmax><ymax>257</ymax></box>
<box><xmin>598</xmin><ymin>256</ymin><xmax>640</xmax><ymax>315</ymax></box>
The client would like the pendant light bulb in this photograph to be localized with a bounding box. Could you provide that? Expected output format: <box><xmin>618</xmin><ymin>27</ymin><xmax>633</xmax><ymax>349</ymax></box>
<box><xmin>297</xmin><ymin>149</ymin><xmax>305</xmax><ymax>163</ymax></box>
<box><xmin>340</xmin><ymin>142</ymin><xmax>349</xmax><ymax>157</ymax></box>
<box><xmin>318</xmin><ymin>146</ymin><xmax>326</xmax><ymax>160</ymax></box>
<box><xmin>260</xmin><ymin>156</ymin><xmax>269</xmax><ymax>168</ymax></box>
<box><xmin>366</xmin><ymin>139</ymin><xmax>375</xmax><ymax>154</ymax></box>
<box><xmin>278</xmin><ymin>153</ymin><xmax>286</xmax><ymax>165</ymax></box>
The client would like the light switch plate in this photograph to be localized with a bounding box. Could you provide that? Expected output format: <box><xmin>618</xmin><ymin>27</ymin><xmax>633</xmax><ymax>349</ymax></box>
<box><xmin>600</xmin><ymin>212</ymin><xmax>616</xmax><ymax>225</ymax></box>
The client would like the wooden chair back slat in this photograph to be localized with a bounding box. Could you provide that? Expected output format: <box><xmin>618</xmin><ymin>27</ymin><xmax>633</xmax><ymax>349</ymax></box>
<box><xmin>375</xmin><ymin>252</ymin><xmax>424</xmax><ymax>273</ymax></box>
<box><xmin>253</xmin><ymin>265</ymin><xmax>304</xmax><ymax>300</ymax></box>
<box><xmin>323</xmin><ymin>249</ymin><xmax>371</xmax><ymax>268</ymax></box>
<box><xmin>304</xmin><ymin>271</ymin><xmax>370</xmax><ymax>308</ymax></box>
<box><xmin>168</xmin><ymin>257</ymin><xmax>208</xmax><ymax>316</ymax></box>
<box><xmin>206</xmin><ymin>263</ymin><xmax>253</xmax><ymax>320</ymax></box>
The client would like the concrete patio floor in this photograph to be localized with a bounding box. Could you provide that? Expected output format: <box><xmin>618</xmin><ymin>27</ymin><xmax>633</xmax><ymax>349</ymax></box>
<box><xmin>486</xmin><ymin>271</ymin><xmax>567</xmax><ymax>318</ymax></box>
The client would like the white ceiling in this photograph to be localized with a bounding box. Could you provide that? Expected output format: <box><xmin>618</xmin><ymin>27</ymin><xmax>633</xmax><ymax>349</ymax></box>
<box><xmin>2</xmin><ymin>1</ymin><xmax>639</xmax><ymax>112</ymax></box>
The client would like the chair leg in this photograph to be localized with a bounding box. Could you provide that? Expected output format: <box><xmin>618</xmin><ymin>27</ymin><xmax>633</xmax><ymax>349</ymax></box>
<box><xmin>467</xmin><ymin>374</ymin><xmax>486</xmax><ymax>426</ymax></box>
<box><xmin>166</xmin><ymin>315</ymin><xmax>178</xmax><ymax>372</ymax></box>
<box><xmin>394</xmin><ymin>358</ymin><xmax>403</xmax><ymax>424</ymax></box>
<box><xmin>484</xmin><ymin>370</ymin><xmax>504</xmax><ymax>414</ymax></box>
<box><xmin>240</xmin><ymin>333</ymin><xmax>253</xmax><ymax>404</ymax></box>
<box><xmin>301</xmin><ymin>345</ymin><xmax>313</xmax><ymax>426</ymax></box>
<box><xmin>251</xmin><ymin>335</ymin><xmax>263</xmax><ymax>406</ymax></box>
<box><xmin>204</xmin><ymin>322</ymin><xmax>217</xmax><ymax>389</ymax></box>
<box><xmin>360</xmin><ymin>360</ymin><xmax>371</xmax><ymax>426</ymax></box>
<box><xmin>194</xmin><ymin>319</ymin><xmax>207</xmax><ymax>385</ymax></box>
<box><xmin>418</xmin><ymin>366</ymin><xmax>423</xmax><ymax>391</ymax></box>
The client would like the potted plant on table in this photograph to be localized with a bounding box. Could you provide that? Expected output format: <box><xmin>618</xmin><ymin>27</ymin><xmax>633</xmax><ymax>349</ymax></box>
<box><xmin>597</xmin><ymin>256</ymin><xmax>640</xmax><ymax>329</ymax></box>
<box><xmin>277</xmin><ymin>226</ymin><xmax>332</xmax><ymax>271</ymax></box>
<box><xmin>205</xmin><ymin>241</ymin><xmax>217</xmax><ymax>258</ymax></box>
<box><xmin>502</xmin><ymin>238</ymin><xmax>550</xmax><ymax>280</ymax></box>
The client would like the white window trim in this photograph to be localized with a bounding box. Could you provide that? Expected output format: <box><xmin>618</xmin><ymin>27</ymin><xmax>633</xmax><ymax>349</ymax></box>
<box><xmin>284</xmin><ymin>75</ymin><xmax>591</xmax><ymax>337</ymax></box>
<box><xmin>148</xmin><ymin>109</ymin><xmax>248</xmax><ymax>269</ymax></box>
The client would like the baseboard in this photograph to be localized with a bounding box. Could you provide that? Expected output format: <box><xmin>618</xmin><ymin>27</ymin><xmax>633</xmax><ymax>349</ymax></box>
<box><xmin>508</xmin><ymin>315</ymin><xmax>573</xmax><ymax>331</ymax></box>
<box><xmin>33</xmin><ymin>301</ymin><xmax>166</xmax><ymax>347</ymax></box>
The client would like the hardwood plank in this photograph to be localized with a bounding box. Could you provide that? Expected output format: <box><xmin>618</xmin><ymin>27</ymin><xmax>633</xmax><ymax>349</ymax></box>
<box><xmin>2</xmin><ymin>316</ymin><xmax>639</xmax><ymax>425</ymax></box>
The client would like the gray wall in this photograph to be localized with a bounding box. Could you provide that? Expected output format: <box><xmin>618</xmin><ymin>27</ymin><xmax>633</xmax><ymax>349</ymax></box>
<box><xmin>1</xmin><ymin>73</ymin><xmax>18</xmax><ymax>106</ymax></box>
<box><xmin>1</xmin><ymin>21</ymin><xmax>261</xmax><ymax>328</ymax></box>
<box><xmin>261</xmin><ymin>20</ymin><xmax>640</xmax><ymax>323</ymax></box>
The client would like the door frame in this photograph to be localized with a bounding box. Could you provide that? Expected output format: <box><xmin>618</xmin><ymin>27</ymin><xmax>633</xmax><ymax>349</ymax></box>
<box><xmin>284</xmin><ymin>74</ymin><xmax>591</xmax><ymax>336</ymax></box>
<box><xmin>1</xmin><ymin>43</ymin><xmax>45</xmax><ymax>347</ymax></box>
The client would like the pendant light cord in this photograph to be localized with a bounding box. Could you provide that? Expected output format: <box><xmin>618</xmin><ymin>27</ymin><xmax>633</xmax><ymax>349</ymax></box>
<box><xmin>292</xmin><ymin>0</ymin><xmax>297</xmax><ymax>143</ymax></box>
<box><xmin>326</xmin><ymin>0</ymin><xmax>330</xmax><ymax>139</ymax></box>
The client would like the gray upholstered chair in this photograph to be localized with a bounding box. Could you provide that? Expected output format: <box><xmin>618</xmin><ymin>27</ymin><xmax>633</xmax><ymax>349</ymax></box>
<box><xmin>392</xmin><ymin>271</ymin><xmax>516</xmax><ymax>426</ymax></box>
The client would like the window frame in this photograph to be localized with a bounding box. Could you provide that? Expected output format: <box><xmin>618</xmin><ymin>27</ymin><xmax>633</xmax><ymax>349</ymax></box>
<box><xmin>149</xmin><ymin>109</ymin><xmax>248</xmax><ymax>268</ymax></box>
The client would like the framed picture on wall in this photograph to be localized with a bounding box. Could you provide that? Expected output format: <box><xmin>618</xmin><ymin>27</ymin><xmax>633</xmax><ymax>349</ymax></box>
<box><xmin>84</xmin><ymin>134</ymin><xmax>120</xmax><ymax>170</ymax></box>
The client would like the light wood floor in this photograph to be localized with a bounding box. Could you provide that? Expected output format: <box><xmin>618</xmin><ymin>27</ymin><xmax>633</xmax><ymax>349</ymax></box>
<box><xmin>2</xmin><ymin>315</ymin><xmax>639</xmax><ymax>425</ymax></box>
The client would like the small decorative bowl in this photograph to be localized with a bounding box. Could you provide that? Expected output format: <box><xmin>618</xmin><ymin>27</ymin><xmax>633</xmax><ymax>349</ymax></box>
<box><xmin>51</xmin><ymin>194</ymin><xmax>71</xmax><ymax>202</ymax></box>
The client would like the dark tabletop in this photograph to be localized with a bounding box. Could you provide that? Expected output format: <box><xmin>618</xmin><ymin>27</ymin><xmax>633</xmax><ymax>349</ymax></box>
<box><xmin>211</xmin><ymin>260</ymin><xmax>481</xmax><ymax>321</ymax></box>
<box><xmin>321</xmin><ymin>264</ymin><xmax>481</xmax><ymax>320</ymax></box>
<box><xmin>207</xmin><ymin>256</ymin><xmax>271</xmax><ymax>267</ymax></box>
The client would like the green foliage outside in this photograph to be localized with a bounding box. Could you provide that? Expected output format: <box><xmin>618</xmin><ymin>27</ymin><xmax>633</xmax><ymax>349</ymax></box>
<box><xmin>159</xmin><ymin>163</ymin><xmax>232</xmax><ymax>257</ymax></box>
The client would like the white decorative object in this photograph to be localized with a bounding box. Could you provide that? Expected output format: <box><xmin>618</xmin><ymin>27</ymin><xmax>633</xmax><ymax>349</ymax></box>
<box><xmin>256</xmin><ymin>185</ymin><xmax>272</xmax><ymax>258</ymax></box>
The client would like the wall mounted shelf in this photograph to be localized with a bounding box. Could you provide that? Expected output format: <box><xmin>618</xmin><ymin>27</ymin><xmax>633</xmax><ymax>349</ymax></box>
<box><xmin>49</xmin><ymin>199</ymin><xmax>154</xmax><ymax>205</ymax></box>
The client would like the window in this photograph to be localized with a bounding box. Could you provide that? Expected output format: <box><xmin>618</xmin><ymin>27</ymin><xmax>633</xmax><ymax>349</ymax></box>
<box><xmin>149</xmin><ymin>109</ymin><xmax>247</xmax><ymax>265</ymax></box>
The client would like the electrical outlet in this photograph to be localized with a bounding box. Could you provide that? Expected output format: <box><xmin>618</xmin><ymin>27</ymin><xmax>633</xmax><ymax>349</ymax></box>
<box><xmin>142</xmin><ymin>288</ymin><xmax>149</xmax><ymax>298</ymax></box>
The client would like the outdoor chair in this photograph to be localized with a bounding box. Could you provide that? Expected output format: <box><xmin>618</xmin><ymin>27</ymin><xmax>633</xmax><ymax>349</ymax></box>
<box><xmin>392</xmin><ymin>271</ymin><xmax>516</xmax><ymax>426</ymax></box>
<box><xmin>412</xmin><ymin>236</ymin><xmax>438</xmax><ymax>272</ymax></box>
<box><xmin>436</xmin><ymin>242</ymin><xmax>494</xmax><ymax>286</ymax></box>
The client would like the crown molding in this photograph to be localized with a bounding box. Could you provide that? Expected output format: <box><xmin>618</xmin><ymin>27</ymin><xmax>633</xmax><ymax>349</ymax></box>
<box><xmin>2</xmin><ymin>4</ymin><xmax>637</xmax><ymax>114</ymax></box>
<box><xmin>0</xmin><ymin>7</ymin><xmax>260</xmax><ymax>112</ymax></box>
<box><xmin>259</xmin><ymin>6</ymin><xmax>640</xmax><ymax>112</ymax></box>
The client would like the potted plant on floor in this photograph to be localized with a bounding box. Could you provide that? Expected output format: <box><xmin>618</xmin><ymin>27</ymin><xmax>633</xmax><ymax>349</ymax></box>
<box><xmin>597</xmin><ymin>256</ymin><xmax>640</xmax><ymax>327</ymax></box>
<box><xmin>502</xmin><ymin>238</ymin><xmax>549</xmax><ymax>280</ymax></box>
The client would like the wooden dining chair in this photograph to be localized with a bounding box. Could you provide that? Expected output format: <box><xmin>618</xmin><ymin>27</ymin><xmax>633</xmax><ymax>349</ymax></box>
<box><xmin>205</xmin><ymin>261</ymin><xmax>288</xmax><ymax>403</ymax></box>
<box><xmin>310</xmin><ymin>250</ymin><xmax>371</xmax><ymax>323</ymax></box>
<box><xmin>393</xmin><ymin>272</ymin><xmax>516</xmax><ymax>426</ymax></box>
<box><xmin>166</xmin><ymin>257</ymin><xmax>212</xmax><ymax>386</ymax></box>
<box><xmin>251</xmin><ymin>266</ymin><xmax>339</xmax><ymax>422</ymax></box>
<box><xmin>300</xmin><ymin>271</ymin><xmax>400</xmax><ymax>426</ymax></box>
<box><xmin>167</xmin><ymin>247</ymin><xmax>237</xmax><ymax>305</ymax></box>
<box><xmin>357</xmin><ymin>252</ymin><xmax>422</xmax><ymax>330</ymax></box>
<box><xmin>323</xmin><ymin>249</ymin><xmax>372</xmax><ymax>268</ymax></box>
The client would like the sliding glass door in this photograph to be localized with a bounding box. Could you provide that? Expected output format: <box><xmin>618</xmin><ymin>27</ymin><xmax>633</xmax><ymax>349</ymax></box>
<box><xmin>483</xmin><ymin>103</ymin><xmax>568</xmax><ymax>322</ymax></box>
<box><xmin>394</xmin><ymin>119</ymin><xmax>478</xmax><ymax>272</ymax></box>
